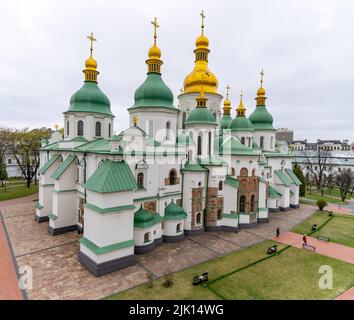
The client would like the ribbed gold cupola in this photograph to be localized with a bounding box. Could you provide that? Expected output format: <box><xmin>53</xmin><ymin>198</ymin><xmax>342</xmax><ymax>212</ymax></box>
<box><xmin>146</xmin><ymin>17</ymin><xmax>163</xmax><ymax>74</ymax></box>
<box><xmin>83</xmin><ymin>33</ymin><xmax>99</xmax><ymax>83</ymax></box>
<box><xmin>255</xmin><ymin>69</ymin><xmax>267</xmax><ymax>106</ymax></box>
<box><xmin>183</xmin><ymin>10</ymin><xmax>218</xmax><ymax>94</ymax></box>
<box><xmin>223</xmin><ymin>84</ymin><xmax>232</xmax><ymax>115</ymax></box>
<box><xmin>236</xmin><ymin>91</ymin><xmax>246</xmax><ymax>117</ymax></box>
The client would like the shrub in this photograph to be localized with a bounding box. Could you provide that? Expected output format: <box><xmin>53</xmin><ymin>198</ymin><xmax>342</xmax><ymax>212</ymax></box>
<box><xmin>316</xmin><ymin>199</ymin><xmax>328</xmax><ymax>211</ymax></box>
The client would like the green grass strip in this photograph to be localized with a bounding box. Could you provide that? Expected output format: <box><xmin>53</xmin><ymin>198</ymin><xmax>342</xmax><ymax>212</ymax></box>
<box><xmin>205</xmin><ymin>245</ymin><xmax>291</xmax><ymax>288</ymax></box>
<box><xmin>308</xmin><ymin>215</ymin><xmax>334</xmax><ymax>236</ymax></box>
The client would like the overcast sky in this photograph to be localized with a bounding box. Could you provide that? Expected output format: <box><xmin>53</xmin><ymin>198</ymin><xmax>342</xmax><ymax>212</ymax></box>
<box><xmin>1</xmin><ymin>0</ymin><xmax>353</xmax><ymax>142</ymax></box>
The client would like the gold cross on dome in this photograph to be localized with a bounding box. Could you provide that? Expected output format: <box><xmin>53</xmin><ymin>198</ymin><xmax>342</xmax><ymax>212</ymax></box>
<box><xmin>151</xmin><ymin>17</ymin><xmax>159</xmax><ymax>40</ymax></box>
<box><xmin>226</xmin><ymin>84</ymin><xmax>231</xmax><ymax>98</ymax></box>
<box><xmin>260</xmin><ymin>69</ymin><xmax>264</xmax><ymax>87</ymax></box>
<box><xmin>87</xmin><ymin>33</ymin><xmax>97</xmax><ymax>54</ymax></box>
<box><xmin>200</xmin><ymin>10</ymin><xmax>206</xmax><ymax>32</ymax></box>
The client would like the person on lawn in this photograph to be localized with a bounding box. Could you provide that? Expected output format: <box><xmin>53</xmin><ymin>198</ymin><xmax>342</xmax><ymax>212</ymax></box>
<box><xmin>303</xmin><ymin>234</ymin><xmax>307</xmax><ymax>246</ymax></box>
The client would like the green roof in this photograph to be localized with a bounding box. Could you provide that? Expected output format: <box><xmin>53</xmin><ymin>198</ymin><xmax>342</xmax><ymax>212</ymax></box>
<box><xmin>84</xmin><ymin>160</ymin><xmax>137</xmax><ymax>193</ymax></box>
<box><xmin>228</xmin><ymin>116</ymin><xmax>255</xmax><ymax>131</ymax></box>
<box><xmin>249</xmin><ymin>105</ymin><xmax>275</xmax><ymax>130</ymax></box>
<box><xmin>39</xmin><ymin>155</ymin><xmax>61</xmax><ymax>174</ymax></box>
<box><xmin>186</xmin><ymin>107</ymin><xmax>216</xmax><ymax>125</ymax></box>
<box><xmin>181</xmin><ymin>163</ymin><xmax>207</xmax><ymax>172</ymax></box>
<box><xmin>69</xmin><ymin>136</ymin><xmax>89</xmax><ymax>143</ymax></box>
<box><xmin>134</xmin><ymin>206</ymin><xmax>162</xmax><ymax>228</ymax></box>
<box><xmin>224</xmin><ymin>176</ymin><xmax>239</xmax><ymax>188</ymax></box>
<box><xmin>130</xmin><ymin>73</ymin><xmax>175</xmax><ymax>109</ymax></box>
<box><xmin>198</xmin><ymin>156</ymin><xmax>226</xmax><ymax>166</ymax></box>
<box><xmin>275</xmin><ymin>170</ymin><xmax>292</xmax><ymax>187</ymax></box>
<box><xmin>51</xmin><ymin>155</ymin><xmax>77</xmax><ymax>180</ymax></box>
<box><xmin>164</xmin><ymin>201</ymin><xmax>187</xmax><ymax>220</ymax></box>
<box><xmin>268</xmin><ymin>185</ymin><xmax>282</xmax><ymax>199</ymax></box>
<box><xmin>176</xmin><ymin>134</ymin><xmax>191</xmax><ymax>146</ymax></box>
<box><xmin>285</xmin><ymin>169</ymin><xmax>303</xmax><ymax>186</ymax></box>
<box><xmin>219</xmin><ymin>136</ymin><xmax>256</xmax><ymax>156</ymax></box>
<box><xmin>220</xmin><ymin>114</ymin><xmax>232</xmax><ymax>129</ymax></box>
<box><xmin>65</xmin><ymin>81</ymin><xmax>113</xmax><ymax>116</ymax></box>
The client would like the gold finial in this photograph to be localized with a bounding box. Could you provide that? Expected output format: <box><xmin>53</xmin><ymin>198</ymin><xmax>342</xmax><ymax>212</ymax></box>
<box><xmin>180</xmin><ymin>88</ymin><xmax>184</xmax><ymax>93</ymax></box>
<box><xmin>260</xmin><ymin>69</ymin><xmax>264</xmax><ymax>88</ymax></box>
<box><xmin>200</xmin><ymin>10</ymin><xmax>206</xmax><ymax>34</ymax></box>
<box><xmin>237</xmin><ymin>90</ymin><xmax>246</xmax><ymax>117</ymax></box>
<box><xmin>226</xmin><ymin>84</ymin><xmax>231</xmax><ymax>99</ymax></box>
<box><xmin>133</xmin><ymin>115</ymin><xmax>138</xmax><ymax>127</ymax></box>
<box><xmin>87</xmin><ymin>32</ymin><xmax>97</xmax><ymax>56</ymax></box>
<box><xmin>240</xmin><ymin>89</ymin><xmax>243</xmax><ymax>101</ymax></box>
<box><xmin>54</xmin><ymin>124</ymin><xmax>59</xmax><ymax>131</ymax></box>
<box><xmin>151</xmin><ymin>17</ymin><xmax>159</xmax><ymax>43</ymax></box>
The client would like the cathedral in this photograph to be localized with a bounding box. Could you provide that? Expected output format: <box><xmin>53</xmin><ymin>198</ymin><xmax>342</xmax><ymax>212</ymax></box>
<box><xmin>36</xmin><ymin>13</ymin><xmax>301</xmax><ymax>276</ymax></box>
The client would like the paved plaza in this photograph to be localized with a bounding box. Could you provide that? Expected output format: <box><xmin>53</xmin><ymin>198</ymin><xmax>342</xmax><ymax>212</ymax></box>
<box><xmin>0</xmin><ymin>197</ymin><xmax>316</xmax><ymax>300</ymax></box>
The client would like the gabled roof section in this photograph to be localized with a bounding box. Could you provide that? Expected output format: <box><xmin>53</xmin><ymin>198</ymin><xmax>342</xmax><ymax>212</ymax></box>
<box><xmin>51</xmin><ymin>155</ymin><xmax>77</xmax><ymax>180</ymax></box>
<box><xmin>84</xmin><ymin>160</ymin><xmax>137</xmax><ymax>193</ymax></box>
<box><xmin>38</xmin><ymin>155</ymin><xmax>61</xmax><ymax>174</ymax></box>
<box><xmin>219</xmin><ymin>136</ymin><xmax>257</xmax><ymax>156</ymax></box>
<box><xmin>224</xmin><ymin>176</ymin><xmax>239</xmax><ymax>188</ymax></box>
<box><xmin>268</xmin><ymin>185</ymin><xmax>282</xmax><ymax>199</ymax></box>
<box><xmin>285</xmin><ymin>169</ymin><xmax>302</xmax><ymax>186</ymax></box>
<box><xmin>275</xmin><ymin>170</ymin><xmax>292</xmax><ymax>187</ymax></box>
<box><xmin>181</xmin><ymin>162</ymin><xmax>207</xmax><ymax>173</ymax></box>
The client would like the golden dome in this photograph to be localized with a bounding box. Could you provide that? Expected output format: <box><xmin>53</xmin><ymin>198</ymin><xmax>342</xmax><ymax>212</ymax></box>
<box><xmin>255</xmin><ymin>70</ymin><xmax>267</xmax><ymax>105</ymax></box>
<box><xmin>148</xmin><ymin>43</ymin><xmax>161</xmax><ymax>60</ymax></box>
<box><xmin>196</xmin><ymin>34</ymin><xmax>209</xmax><ymax>48</ymax></box>
<box><xmin>257</xmin><ymin>86</ymin><xmax>266</xmax><ymax>96</ymax></box>
<box><xmin>183</xmin><ymin>11</ymin><xmax>218</xmax><ymax>94</ymax></box>
<box><xmin>85</xmin><ymin>55</ymin><xmax>97</xmax><ymax>71</ymax></box>
<box><xmin>224</xmin><ymin>98</ymin><xmax>231</xmax><ymax>107</ymax></box>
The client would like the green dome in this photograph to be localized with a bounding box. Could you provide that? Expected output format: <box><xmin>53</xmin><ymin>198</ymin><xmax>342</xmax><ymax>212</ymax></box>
<box><xmin>134</xmin><ymin>206</ymin><xmax>162</xmax><ymax>228</ymax></box>
<box><xmin>220</xmin><ymin>115</ymin><xmax>232</xmax><ymax>129</ymax></box>
<box><xmin>66</xmin><ymin>82</ymin><xmax>113</xmax><ymax>116</ymax></box>
<box><xmin>164</xmin><ymin>201</ymin><xmax>187</xmax><ymax>220</ymax></box>
<box><xmin>186</xmin><ymin>107</ymin><xmax>216</xmax><ymax>125</ymax></box>
<box><xmin>228</xmin><ymin>116</ymin><xmax>254</xmax><ymax>131</ymax></box>
<box><xmin>131</xmin><ymin>73</ymin><xmax>174</xmax><ymax>109</ymax></box>
<box><xmin>249</xmin><ymin>106</ymin><xmax>275</xmax><ymax>130</ymax></box>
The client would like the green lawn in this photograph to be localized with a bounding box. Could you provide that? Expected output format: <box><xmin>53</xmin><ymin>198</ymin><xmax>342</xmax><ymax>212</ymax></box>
<box><xmin>302</xmin><ymin>192</ymin><xmax>348</xmax><ymax>205</ymax></box>
<box><xmin>292</xmin><ymin>211</ymin><xmax>354</xmax><ymax>248</ymax></box>
<box><xmin>0</xmin><ymin>183</ymin><xmax>38</xmax><ymax>201</ymax></box>
<box><xmin>106</xmin><ymin>240</ymin><xmax>354</xmax><ymax>300</ymax></box>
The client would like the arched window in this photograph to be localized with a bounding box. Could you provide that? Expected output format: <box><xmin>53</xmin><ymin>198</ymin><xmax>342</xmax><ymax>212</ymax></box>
<box><xmin>182</xmin><ymin>112</ymin><xmax>186</xmax><ymax>129</ymax></box>
<box><xmin>240</xmin><ymin>168</ymin><xmax>248</xmax><ymax>177</ymax></box>
<box><xmin>250</xmin><ymin>195</ymin><xmax>255</xmax><ymax>212</ymax></box>
<box><xmin>239</xmin><ymin>195</ymin><xmax>246</xmax><ymax>213</ymax></box>
<box><xmin>176</xmin><ymin>223</ymin><xmax>182</xmax><ymax>233</ymax></box>
<box><xmin>144</xmin><ymin>232</ymin><xmax>151</xmax><ymax>243</ymax></box>
<box><xmin>198</xmin><ymin>181</ymin><xmax>202</xmax><ymax>187</ymax></box>
<box><xmin>218</xmin><ymin>181</ymin><xmax>223</xmax><ymax>191</ymax></box>
<box><xmin>252</xmin><ymin>169</ymin><xmax>256</xmax><ymax>176</ymax></box>
<box><xmin>108</xmin><ymin>123</ymin><xmax>111</xmax><ymax>138</ymax></box>
<box><xmin>208</xmin><ymin>132</ymin><xmax>212</xmax><ymax>155</ymax></box>
<box><xmin>166</xmin><ymin>121</ymin><xmax>170</xmax><ymax>140</ymax></box>
<box><xmin>260</xmin><ymin>136</ymin><xmax>264</xmax><ymax>149</ymax></box>
<box><xmin>169</xmin><ymin>169</ymin><xmax>178</xmax><ymax>185</ymax></box>
<box><xmin>270</xmin><ymin>136</ymin><xmax>274</xmax><ymax>149</ymax></box>
<box><xmin>66</xmin><ymin>121</ymin><xmax>69</xmax><ymax>136</ymax></box>
<box><xmin>95</xmin><ymin>122</ymin><xmax>101</xmax><ymax>137</ymax></box>
<box><xmin>196</xmin><ymin>212</ymin><xmax>201</xmax><ymax>224</ymax></box>
<box><xmin>241</xmin><ymin>137</ymin><xmax>245</xmax><ymax>145</ymax></box>
<box><xmin>77</xmin><ymin>120</ymin><xmax>84</xmax><ymax>136</ymax></box>
<box><xmin>231</xmin><ymin>167</ymin><xmax>236</xmax><ymax>176</ymax></box>
<box><xmin>137</xmin><ymin>173</ymin><xmax>144</xmax><ymax>189</ymax></box>
<box><xmin>217</xmin><ymin>209</ymin><xmax>222</xmax><ymax>220</ymax></box>
<box><xmin>197</xmin><ymin>135</ymin><xmax>202</xmax><ymax>155</ymax></box>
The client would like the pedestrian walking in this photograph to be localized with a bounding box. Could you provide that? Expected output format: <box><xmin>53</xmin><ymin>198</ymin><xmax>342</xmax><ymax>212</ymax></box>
<box><xmin>276</xmin><ymin>227</ymin><xmax>280</xmax><ymax>238</ymax></box>
<box><xmin>303</xmin><ymin>234</ymin><xmax>307</xmax><ymax>246</ymax></box>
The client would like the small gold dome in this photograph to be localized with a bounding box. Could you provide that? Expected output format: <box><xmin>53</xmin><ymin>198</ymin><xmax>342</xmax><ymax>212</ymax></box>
<box><xmin>148</xmin><ymin>43</ymin><xmax>161</xmax><ymax>60</ymax></box>
<box><xmin>85</xmin><ymin>55</ymin><xmax>97</xmax><ymax>71</ymax></box>
<box><xmin>195</xmin><ymin>34</ymin><xmax>209</xmax><ymax>48</ymax></box>
<box><xmin>257</xmin><ymin>86</ymin><xmax>266</xmax><ymax>96</ymax></box>
<box><xmin>224</xmin><ymin>98</ymin><xmax>231</xmax><ymax>107</ymax></box>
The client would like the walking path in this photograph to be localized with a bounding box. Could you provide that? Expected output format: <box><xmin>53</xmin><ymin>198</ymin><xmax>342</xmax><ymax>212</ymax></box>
<box><xmin>0</xmin><ymin>194</ymin><xmax>37</xmax><ymax>300</ymax></box>
<box><xmin>0</xmin><ymin>214</ymin><xmax>22</xmax><ymax>300</ymax></box>
<box><xmin>273</xmin><ymin>231</ymin><xmax>354</xmax><ymax>264</ymax></box>
<box><xmin>335</xmin><ymin>286</ymin><xmax>354</xmax><ymax>300</ymax></box>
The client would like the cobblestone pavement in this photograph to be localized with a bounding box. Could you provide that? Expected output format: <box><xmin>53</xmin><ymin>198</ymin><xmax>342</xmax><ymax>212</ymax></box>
<box><xmin>1</xmin><ymin>203</ymin><xmax>316</xmax><ymax>300</ymax></box>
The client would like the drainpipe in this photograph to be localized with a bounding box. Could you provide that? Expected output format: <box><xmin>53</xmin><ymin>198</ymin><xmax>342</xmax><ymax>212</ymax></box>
<box><xmin>83</xmin><ymin>152</ymin><xmax>87</xmax><ymax>203</ymax></box>
<box><xmin>203</xmin><ymin>165</ymin><xmax>209</xmax><ymax>231</ymax></box>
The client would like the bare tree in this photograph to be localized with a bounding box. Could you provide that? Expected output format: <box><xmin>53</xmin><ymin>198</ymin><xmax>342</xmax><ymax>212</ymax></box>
<box><xmin>302</xmin><ymin>149</ymin><xmax>332</xmax><ymax>191</ymax></box>
<box><xmin>335</xmin><ymin>169</ymin><xmax>353</xmax><ymax>202</ymax></box>
<box><xmin>325</xmin><ymin>173</ymin><xmax>336</xmax><ymax>194</ymax></box>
